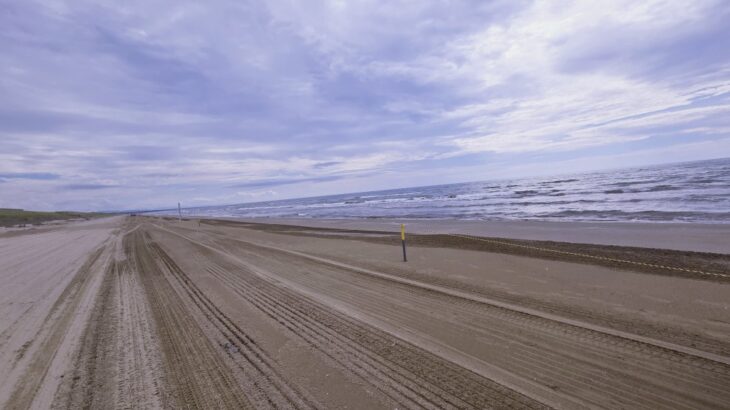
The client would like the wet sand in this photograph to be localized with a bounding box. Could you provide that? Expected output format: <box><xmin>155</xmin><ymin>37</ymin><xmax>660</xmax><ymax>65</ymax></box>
<box><xmin>1</xmin><ymin>216</ymin><xmax>729</xmax><ymax>409</ymax></box>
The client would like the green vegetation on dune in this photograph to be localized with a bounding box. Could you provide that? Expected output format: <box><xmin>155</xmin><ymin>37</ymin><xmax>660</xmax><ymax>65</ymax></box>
<box><xmin>0</xmin><ymin>208</ymin><xmax>109</xmax><ymax>227</ymax></box>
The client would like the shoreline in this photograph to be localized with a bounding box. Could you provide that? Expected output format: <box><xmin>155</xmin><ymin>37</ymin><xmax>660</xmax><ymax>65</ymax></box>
<box><xmin>201</xmin><ymin>216</ymin><xmax>730</xmax><ymax>254</ymax></box>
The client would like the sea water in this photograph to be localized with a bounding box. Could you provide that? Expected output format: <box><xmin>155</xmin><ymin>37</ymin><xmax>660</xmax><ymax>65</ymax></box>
<box><xmin>159</xmin><ymin>158</ymin><xmax>730</xmax><ymax>223</ymax></box>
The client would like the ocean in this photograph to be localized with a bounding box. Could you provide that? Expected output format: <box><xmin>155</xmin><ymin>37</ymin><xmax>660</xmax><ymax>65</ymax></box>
<box><xmin>158</xmin><ymin>158</ymin><xmax>730</xmax><ymax>223</ymax></box>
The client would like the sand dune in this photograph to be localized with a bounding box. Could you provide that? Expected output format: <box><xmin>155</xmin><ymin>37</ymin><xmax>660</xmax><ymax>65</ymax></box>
<box><xmin>1</xmin><ymin>216</ymin><xmax>729</xmax><ymax>409</ymax></box>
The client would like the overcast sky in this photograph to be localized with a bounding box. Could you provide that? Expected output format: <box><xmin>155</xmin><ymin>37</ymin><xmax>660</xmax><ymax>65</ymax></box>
<box><xmin>2</xmin><ymin>0</ymin><xmax>729</xmax><ymax>211</ymax></box>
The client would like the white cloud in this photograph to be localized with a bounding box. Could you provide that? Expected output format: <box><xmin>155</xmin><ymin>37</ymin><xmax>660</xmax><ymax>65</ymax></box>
<box><xmin>418</xmin><ymin>0</ymin><xmax>730</xmax><ymax>154</ymax></box>
<box><xmin>1</xmin><ymin>0</ymin><xmax>729</xmax><ymax>210</ymax></box>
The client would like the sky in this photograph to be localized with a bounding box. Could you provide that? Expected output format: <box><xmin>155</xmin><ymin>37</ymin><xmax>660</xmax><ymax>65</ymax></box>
<box><xmin>1</xmin><ymin>0</ymin><xmax>730</xmax><ymax>211</ymax></box>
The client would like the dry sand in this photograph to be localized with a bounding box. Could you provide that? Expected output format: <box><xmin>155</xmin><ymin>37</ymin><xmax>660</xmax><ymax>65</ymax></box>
<box><xmin>227</xmin><ymin>217</ymin><xmax>730</xmax><ymax>254</ymax></box>
<box><xmin>1</xmin><ymin>215</ymin><xmax>729</xmax><ymax>409</ymax></box>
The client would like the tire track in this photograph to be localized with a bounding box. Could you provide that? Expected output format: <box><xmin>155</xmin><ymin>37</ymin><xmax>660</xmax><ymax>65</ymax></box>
<box><xmin>201</xmin><ymin>226</ymin><xmax>730</xmax><ymax>365</ymax></box>
<box><xmin>4</xmin><ymin>246</ymin><xmax>105</xmax><ymax>410</ymax></box>
<box><xmin>302</xmin><ymin>247</ymin><xmax>730</xmax><ymax>357</ymax></box>
<box><xmin>324</xmin><ymin>279</ymin><xmax>727</xmax><ymax>409</ymax></box>
<box><xmin>216</xmin><ymin>236</ymin><xmax>730</xmax><ymax>409</ymax></box>
<box><xmin>113</xmin><ymin>251</ymin><xmax>169</xmax><ymax>409</ymax></box>
<box><xmin>52</xmin><ymin>249</ymin><xmax>170</xmax><ymax>409</ymax></box>
<box><xmin>151</xmin><ymin>224</ymin><xmax>550</xmax><ymax>410</ymax></box>
<box><xmin>148</xmin><ymin>241</ymin><xmax>320</xmax><ymax>410</ymax></box>
<box><xmin>156</xmin><ymin>222</ymin><xmax>730</xmax><ymax>409</ymax></box>
<box><xmin>204</xmin><ymin>263</ymin><xmax>458</xmax><ymax>410</ymax></box>
<box><xmin>52</xmin><ymin>260</ymin><xmax>118</xmax><ymax>409</ymax></box>
<box><xmin>125</xmin><ymin>230</ymin><xmax>251</xmax><ymax>409</ymax></box>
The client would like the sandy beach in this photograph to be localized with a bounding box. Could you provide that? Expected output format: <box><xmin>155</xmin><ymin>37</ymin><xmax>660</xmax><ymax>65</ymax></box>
<box><xmin>227</xmin><ymin>217</ymin><xmax>730</xmax><ymax>254</ymax></box>
<box><xmin>1</xmin><ymin>215</ymin><xmax>729</xmax><ymax>409</ymax></box>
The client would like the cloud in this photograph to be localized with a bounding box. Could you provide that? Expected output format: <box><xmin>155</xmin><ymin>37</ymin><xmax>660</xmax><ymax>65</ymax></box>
<box><xmin>0</xmin><ymin>172</ymin><xmax>60</xmax><ymax>180</ymax></box>
<box><xmin>62</xmin><ymin>183</ymin><xmax>117</xmax><ymax>190</ymax></box>
<box><xmin>232</xmin><ymin>175</ymin><xmax>343</xmax><ymax>189</ymax></box>
<box><xmin>0</xmin><ymin>0</ymin><xmax>728</xmax><ymax>210</ymax></box>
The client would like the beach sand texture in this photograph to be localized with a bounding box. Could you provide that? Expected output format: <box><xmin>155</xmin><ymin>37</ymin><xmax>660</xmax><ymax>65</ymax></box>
<box><xmin>1</xmin><ymin>216</ymin><xmax>729</xmax><ymax>409</ymax></box>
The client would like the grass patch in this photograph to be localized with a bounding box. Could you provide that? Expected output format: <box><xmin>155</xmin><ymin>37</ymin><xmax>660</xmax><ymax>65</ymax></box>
<box><xmin>0</xmin><ymin>208</ymin><xmax>110</xmax><ymax>227</ymax></box>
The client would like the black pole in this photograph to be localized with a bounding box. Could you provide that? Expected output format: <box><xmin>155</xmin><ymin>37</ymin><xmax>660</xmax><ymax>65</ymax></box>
<box><xmin>401</xmin><ymin>224</ymin><xmax>407</xmax><ymax>262</ymax></box>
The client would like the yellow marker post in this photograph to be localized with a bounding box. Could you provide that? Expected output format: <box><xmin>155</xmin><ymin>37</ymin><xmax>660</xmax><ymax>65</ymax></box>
<box><xmin>400</xmin><ymin>224</ymin><xmax>407</xmax><ymax>262</ymax></box>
